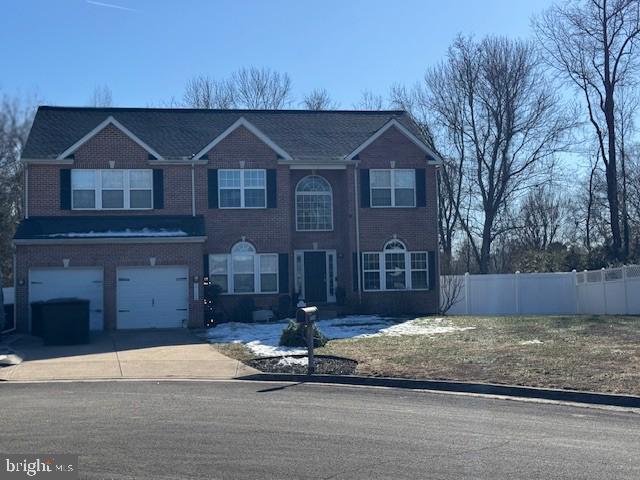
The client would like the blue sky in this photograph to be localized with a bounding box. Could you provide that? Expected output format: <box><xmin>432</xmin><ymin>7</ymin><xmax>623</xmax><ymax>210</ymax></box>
<box><xmin>1</xmin><ymin>0</ymin><xmax>555</xmax><ymax>108</ymax></box>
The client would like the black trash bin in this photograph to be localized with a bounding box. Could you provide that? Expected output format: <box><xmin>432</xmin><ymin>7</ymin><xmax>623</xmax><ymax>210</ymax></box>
<box><xmin>31</xmin><ymin>298</ymin><xmax>90</xmax><ymax>345</ymax></box>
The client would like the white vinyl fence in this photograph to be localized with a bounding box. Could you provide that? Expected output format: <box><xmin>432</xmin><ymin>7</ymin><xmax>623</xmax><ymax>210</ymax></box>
<box><xmin>444</xmin><ymin>265</ymin><xmax>640</xmax><ymax>316</ymax></box>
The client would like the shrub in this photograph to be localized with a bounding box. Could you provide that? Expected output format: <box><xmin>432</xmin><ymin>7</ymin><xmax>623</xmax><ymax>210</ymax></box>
<box><xmin>279</xmin><ymin>320</ymin><xmax>328</xmax><ymax>348</ymax></box>
<box><xmin>232</xmin><ymin>297</ymin><xmax>256</xmax><ymax>323</ymax></box>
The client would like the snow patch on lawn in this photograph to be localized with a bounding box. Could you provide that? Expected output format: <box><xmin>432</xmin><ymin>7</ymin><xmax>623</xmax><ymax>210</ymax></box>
<box><xmin>520</xmin><ymin>339</ymin><xmax>543</xmax><ymax>345</ymax></box>
<box><xmin>207</xmin><ymin>315</ymin><xmax>475</xmax><ymax>357</ymax></box>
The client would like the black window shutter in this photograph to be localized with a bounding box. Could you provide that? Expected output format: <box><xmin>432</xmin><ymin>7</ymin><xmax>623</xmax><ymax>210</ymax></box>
<box><xmin>208</xmin><ymin>169</ymin><xmax>218</xmax><ymax>208</ymax></box>
<box><xmin>415</xmin><ymin>168</ymin><xmax>426</xmax><ymax>207</ymax></box>
<box><xmin>278</xmin><ymin>253</ymin><xmax>289</xmax><ymax>293</ymax></box>
<box><xmin>153</xmin><ymin>169</ymin><xmax>164</xmax><ymax>209</ymax></box>
<box><xmin>428</xmin><ymin>251</ymin><xmax>437</xmax><ymax>290</ymax></box>
<box><xmin>267</xmin><ymin>169</ymin><xmax>277</xmax><ymax>208</ymax></box>
<box><xmin>203</xmin><ymin>255</ymin><xmax>210</xmax><ymax>280</ymax></box>
<box><xmin>60</xmin><ymin>169</ymin><xmax>71</xmax><ymax>210</ymax></box>
<box><xmin>360</xmin><ymin>169</ymin><xmax>370</xmax><ymax>208</ymax></box>
<box><xmin>352</xmin><ymin>252</ymin><xmax>359</xmax><ymax>292</ymax></box>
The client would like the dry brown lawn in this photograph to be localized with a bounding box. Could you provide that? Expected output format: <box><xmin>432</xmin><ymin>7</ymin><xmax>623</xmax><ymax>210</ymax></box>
<box><xmin>214</xmin><ymin>315</ymin><xmax>640</xmax><ymax>395</ymax></box>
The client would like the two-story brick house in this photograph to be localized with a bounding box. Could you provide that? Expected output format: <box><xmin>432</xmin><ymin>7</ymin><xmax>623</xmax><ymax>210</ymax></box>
<box><xmin>12</xmin><ymin>106</ymin><xmax>440</xmax><ymax>332</ymax></box>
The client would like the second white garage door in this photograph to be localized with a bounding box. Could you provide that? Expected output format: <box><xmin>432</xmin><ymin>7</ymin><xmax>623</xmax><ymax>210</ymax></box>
<box><xmin>117</xmin><ymin>266</ymin><xmax>189</xmax><ymax>329</ymax></box>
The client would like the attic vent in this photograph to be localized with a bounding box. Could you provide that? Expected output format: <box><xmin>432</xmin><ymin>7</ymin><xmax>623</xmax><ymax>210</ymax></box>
<box><xmin>148</xmin><ymin>153</ymin><xmax>157</xmax><ymax>160</ymax></box>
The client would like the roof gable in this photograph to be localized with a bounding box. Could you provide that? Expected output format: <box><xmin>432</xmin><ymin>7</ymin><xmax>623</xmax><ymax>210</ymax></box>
<box><xmin>345</xmin><ymin>119</ymin><xmax>441</xmax><ymax>163</ymax></box>
<box><xmin>192</xmin><ymin>117</ymin><xmax>292</xmax><ymax>160</ymax></box>
<box><xmin>56</xmin><ymin>116</ymin><xmax>164</xmax><ymax>160</ymax></box>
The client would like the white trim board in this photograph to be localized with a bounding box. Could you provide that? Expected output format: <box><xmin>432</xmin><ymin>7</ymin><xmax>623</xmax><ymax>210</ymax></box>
<box><xmin>56</xmin><ymin>116</ymin><xmax>164</xmax><ymax>161</ymax></box>
<box><xmin>345</xmin><ymin>119</ymin><xmax>442</xmax><ymax>164</ymax></box>
<box><xmin>192</xmin><ymin>117</ymin><xmax>293</xmax><ymax>161</ymax></box>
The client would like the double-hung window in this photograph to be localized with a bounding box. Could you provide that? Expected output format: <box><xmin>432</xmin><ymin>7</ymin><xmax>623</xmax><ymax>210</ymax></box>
<box><xmin>219</xmin><ymin>169</ymin><xmax>266</xmax><ymax>208</ymax></box>
<box><xmin>370</xmin><ymin>169</ymin><xmax>416</xmax><ymax>207</ymax></box>
<box><xmin>71</xmin><ymin>169</ymin><xmax>153</xmax><ymax>210</ymax></box>
<box><xmin>362</xmin><ymin>240</ymin><xmax>429</xmax><ymax>291</ymax></box>
<box><xmin>209</xmin><ymin>242</ymin><xmax>278</xmax><ymax>294</ymax></box>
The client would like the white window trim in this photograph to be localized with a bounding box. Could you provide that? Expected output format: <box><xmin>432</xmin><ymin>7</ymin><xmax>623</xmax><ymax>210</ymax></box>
<box><xmin>218</xmin><ymin>169</ymin><xmax>267</xmax><ymax>209</ymax></box>
<box><xmin>370</xmin><ymin>169</ymin><xmax>417</xmax><ymax>208</ymax></box>
<box><xmin>295</xmin><ymin>175</ymin><xmax>334</xmax><ymax>232</ymax></box>
<box><xmin>209</xmin><ymin>252</ymin><xmax>279</xmax><ymax>295</ymax></box>
<box><xmin>361</xmin><ymin>249</ymin><xmax>430</xmax><ymax>292</ymax></box>
<box><xmin>71</xmin><ymin>169</ymin><xmax>153</xmax><ymax>210</ymax></box>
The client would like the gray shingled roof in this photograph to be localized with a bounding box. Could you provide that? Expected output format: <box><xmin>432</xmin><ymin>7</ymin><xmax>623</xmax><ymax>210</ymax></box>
<box><xmin>23</xmin><ymin>106</ymin><xmax>423</xmax><ymax>161</ymax></box>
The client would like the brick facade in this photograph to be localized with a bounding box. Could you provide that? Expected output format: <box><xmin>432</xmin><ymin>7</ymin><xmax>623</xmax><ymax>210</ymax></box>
<box><xmin>16</xmin><ymin>120</ymin><xmax>439</xmax><ymax>332</ymax></box>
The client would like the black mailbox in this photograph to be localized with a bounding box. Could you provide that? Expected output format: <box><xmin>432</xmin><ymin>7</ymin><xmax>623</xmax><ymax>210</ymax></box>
<box><xmin>296</xmin><ymin>306</ymin><xmax>318</xmax><ymax>324</ymax></box>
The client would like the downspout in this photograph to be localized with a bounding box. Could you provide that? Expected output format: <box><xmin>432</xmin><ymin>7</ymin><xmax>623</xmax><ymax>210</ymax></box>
<box><xmin>353</xmin><ymin>163</ymin><xmax>362</xmax><ymax>304</ymax></box>
<box><xmin>24</xmin><ymin>164</ymin><xmax>29</xmax><ymax>219</ymax></box>
<box><xmin>191</xmin><ymin>162</ymin><xmax>196</xmax><ymax>217</ymax></box>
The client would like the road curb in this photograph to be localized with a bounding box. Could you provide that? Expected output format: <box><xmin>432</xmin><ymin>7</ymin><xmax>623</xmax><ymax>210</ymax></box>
<box><xmin>238</xmin><ymin>373</ymin><xmax>640</xmax><ymax>408</ymax></box>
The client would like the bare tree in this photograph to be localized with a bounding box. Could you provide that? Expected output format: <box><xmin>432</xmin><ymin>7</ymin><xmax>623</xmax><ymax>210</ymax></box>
<box><xmin>301</xmin><ymin>88</ymin><xmax>338</xmax><ymax>110</ymax></box>
<box><xmin>0</xmin><ymin>93</ymin><xmax>35</xmax><ymax>283</ymax></box>
<box><xmin>534</xmin><ymin>0</ymin><xmax>640</xmax><ymax>261</ymax></box>
<box><xmin>516</xmin><ymin>186</ymin><xmax>565</xmax><ymax>250</ymax></box>
<box><xmin>89</xmin><ymin>85</ymin><xmax>113</xmax><ymax>107</ymax></box>
<box><xmin>439</xmin><ymin>274</ymin><xmax>464</xmax><ymax>314</ymax></box>
<box><xmin>425</xmin><ymin>36</ymin><xmax>571</xmax><ymax>273</ymax></box>
<box><xmin>183</xmin><ymin>75</ymin><xmax>234</xmax><ymax>109</ymax></box>
<box><xmin>354</xmin><ymin>90</ymin><xmax>384</xmax><ymax>110</ymax></box>
<box><xmin>232</xmin><ymin>67</ymin><xmax>293</xmax><ymax>109</ymax></box>
<box><xmin>615</xmin><ymin>86</ymin><xmax>639</xmax><ymax>257</ymax></box>
<box><xmin>388</xmin><ymin>83</ymin><xmax>465</xmax><ymax>273</ymax></box>
<box><xmin>183</xmin><ymin>67</ymin><xmax>293</xmax><ymax>110</ymax></box>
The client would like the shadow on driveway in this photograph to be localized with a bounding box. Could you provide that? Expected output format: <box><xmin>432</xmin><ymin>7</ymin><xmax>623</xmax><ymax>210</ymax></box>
<box><xmin>0</xmin><ymin>329</ymin><xmax>256</xmax><ymax>381</ymax></box>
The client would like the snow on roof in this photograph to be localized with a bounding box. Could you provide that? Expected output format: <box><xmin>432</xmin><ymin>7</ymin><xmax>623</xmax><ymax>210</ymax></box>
<box><xmin>47</xmin><ymin>228</ymin><xmax>188</xmax><ymax>238</ymax></box>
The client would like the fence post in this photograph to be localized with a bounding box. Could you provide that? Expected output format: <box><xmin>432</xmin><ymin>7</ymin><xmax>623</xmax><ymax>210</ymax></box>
<box><xmin>572</xmin><ymin>269</ymin><xmax>577</xmax><ymax>315</ymax></box>
<box><xmin>601</xmin><ymin>267</ymin><xmax>607</xmax><ymax>315</ymax></box>
<box><xmin>623</xmin><ymin>265</ymin><xmax>629</xmax><ymax>315</ymax></box>
<box><xmin>515</xmin><ymin>271</ymin><xmax>520</xmax><ymax>314</ymax></box>
<box><xmin>464</xmin><ymin>272</ymin><xmax>470</xmax><ymax>315</ymax></box>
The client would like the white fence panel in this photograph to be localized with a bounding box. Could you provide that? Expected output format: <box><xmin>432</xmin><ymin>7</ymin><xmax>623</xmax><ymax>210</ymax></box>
<box><xmin>468</xmin><ymin>274</ymin><xmax>517</xmax><ymax>315</ymax></box>
<box><xmin>626</xmin><ymin>276</ymin><xmax>640</xmax><ymax>314</ymax></box>
<box><xmin>2</xmin><ymin>287</ymin><xmax>14</xmax><ymax>305</ymax></box>
<box><xmin>443</xmin><ymin>265</ymin><xmax>640</xmax><ymax>316</ymax></box>
<box><xmin>518</xmin><ymin>273</ymin><xmax>576</xmax><ymax>315</ymax></box>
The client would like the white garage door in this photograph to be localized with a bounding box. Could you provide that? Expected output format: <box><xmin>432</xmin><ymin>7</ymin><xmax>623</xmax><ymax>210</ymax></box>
<box><xmin>117</xmin><ymin>266</ymin><xmax>189</xmax><ymax>329</ymax></box>
<box><xmin>30</xmin><ymin>268</ymin><xmax>104</xmax><ymax>331</ymax></box>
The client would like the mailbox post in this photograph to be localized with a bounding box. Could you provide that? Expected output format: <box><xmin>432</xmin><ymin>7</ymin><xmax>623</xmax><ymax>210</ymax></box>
<box><xmin>296</xmin><ymin>306</ymin><xmax>318</xmax><ymax>375</ymax></box>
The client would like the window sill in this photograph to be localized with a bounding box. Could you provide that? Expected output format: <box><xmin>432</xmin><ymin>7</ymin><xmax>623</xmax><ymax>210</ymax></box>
<box><xmin>219</xmin><ymin>292</ymin><xmax>279</xmax><ymax>296</ymax></box>
<box><xmin>218</xmin><ymin>207</ymin><xmax>267</xmax><ymax>210</ymax></box>
<box><xmin>362</xmin><ymin>288</ymin><xmax>431</xmax><ymax>293</ymax></box>
<box><xmin>71</xmin><ymin>208</ymin><xmax>154</xmax><ymax>211</ymax></box>
<box><xmin>369</xmin><ymin>205</ymin><xmax>418</xmax><ymax>209</ymax></box>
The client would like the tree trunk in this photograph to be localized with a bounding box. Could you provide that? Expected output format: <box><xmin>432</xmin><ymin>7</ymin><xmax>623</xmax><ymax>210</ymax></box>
<box><xmin>605</xmin><ymin>93</ymin><xmax>622</xmax><ymax>260</ymax></box>
<box><xmin>479</xmin><ymin>220</ymin><xmax>493</xmax><ymax>274</ymax></box>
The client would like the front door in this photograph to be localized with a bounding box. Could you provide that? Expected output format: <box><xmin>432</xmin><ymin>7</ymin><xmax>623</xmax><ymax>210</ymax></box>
<box><xmin>303</xmin><ymin>252</ymin><xmax>327</xmax><ymax>303</ymax></box>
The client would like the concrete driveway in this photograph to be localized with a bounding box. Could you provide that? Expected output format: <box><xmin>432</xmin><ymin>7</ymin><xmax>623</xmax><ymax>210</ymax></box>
<box><xmin>0</xmin><ymin>329</ymin><xmax>256</xmax><ymax>381</ymax></box>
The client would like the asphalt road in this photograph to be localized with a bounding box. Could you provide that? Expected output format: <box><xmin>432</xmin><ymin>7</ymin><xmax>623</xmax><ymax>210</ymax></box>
<box><xmin>1</xmin><ymin>381</ymin><xmax>639</xmax><ymax>480</ymax></box>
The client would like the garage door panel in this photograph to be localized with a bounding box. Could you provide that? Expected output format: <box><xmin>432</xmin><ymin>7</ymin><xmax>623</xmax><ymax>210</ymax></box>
<box><xmin>117</xmin><ymin>266</ymin><xmax>188</xmax><ymax>329</ymax></box>
<box><xmin>30</xmin><ymin>268</ymin><xmax>104</xmax><ymax>331</ymax></box>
